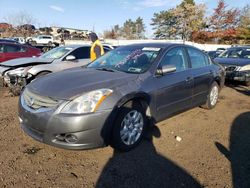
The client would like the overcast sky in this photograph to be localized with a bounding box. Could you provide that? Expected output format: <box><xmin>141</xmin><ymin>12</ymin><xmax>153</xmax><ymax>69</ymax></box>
<box><xmin>0</xmin><ymin>0</ymin><xmax>248</xmax><ymax>37</ymax></box>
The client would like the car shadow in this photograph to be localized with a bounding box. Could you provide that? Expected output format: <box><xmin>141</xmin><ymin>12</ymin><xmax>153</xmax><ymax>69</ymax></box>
<box><xmin>225</xmin><ymin>81</ymin><xmax>250</xmax><ymax>96</ymax></box>
<box><xmin>215</xmin><ymin>111</ymin><xmax>250</xmax><ymax>188</ymax></box>
<box><xmin>96</xmin><ymin>125</ymin><xmax>202</xmax><ymax>188</ymax></box>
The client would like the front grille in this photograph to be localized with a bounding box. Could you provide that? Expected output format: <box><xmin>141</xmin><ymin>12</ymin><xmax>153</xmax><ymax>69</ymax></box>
<box><xmin>23</xmin><ymin>89</ymin><xmax>59</xmax><ymax>110</ymax></box>
<box><xmin>225</xmin><ymin>66</ymin><xmax>237</xmax><ymax>72</ymax></box>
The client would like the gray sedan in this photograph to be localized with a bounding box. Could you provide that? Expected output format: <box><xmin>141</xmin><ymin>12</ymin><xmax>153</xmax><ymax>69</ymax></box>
<box><xmin>18</xmin><ymin>43</ymin><xmax>225</xmax><ymax>152</ymax></box>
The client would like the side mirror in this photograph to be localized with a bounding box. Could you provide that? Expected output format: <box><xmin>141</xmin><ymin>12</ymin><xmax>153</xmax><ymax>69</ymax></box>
<box><xmin>156</xmin><ymin>64</ymin><xmax>176</xmax><ymax>76</ymax></box>
<box><xmin>66</xmin><ymin>55</ymin><xmax>76</xmax><ymax>61</ymax></box>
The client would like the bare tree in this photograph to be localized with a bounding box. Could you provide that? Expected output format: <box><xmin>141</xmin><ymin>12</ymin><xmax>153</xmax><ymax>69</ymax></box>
<box><xmin>4</xmin><ymin>11</ymin><xmax>36</xmax><ymax>27</ymax></box>
<box><xmin>3</xmin><ymin>11</ymin><xmax>36</xmax><ymax>37</ymax></box>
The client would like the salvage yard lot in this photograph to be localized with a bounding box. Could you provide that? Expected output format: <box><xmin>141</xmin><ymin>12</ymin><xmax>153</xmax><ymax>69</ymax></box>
<box><xmin>0</xmin><ymin>85</ymin><xmax>249</xmax><ymax>188</ymax></box>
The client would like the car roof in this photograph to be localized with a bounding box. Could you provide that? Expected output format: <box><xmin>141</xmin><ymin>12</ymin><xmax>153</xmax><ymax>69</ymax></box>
<box><xmin>0</xmin><ymin>41</ymin><xmax>21</xmax><ymax>45</ymax></box>
<box><xmin>127</xmin><ymin>43</ymin><xmax>180</xmax><ymax>48</ymax></box>
<box><xmin>64</xmin><ymin>44</ymin><xmax>91</xmax><ymax>48</ymax></box>
<box><xmin>0</xmin><ymin>42</ymin><xmax>38</xmax><ymax>48</ymax></box>
<box><xmin>0</xmin><ymin>39</ymin><xmax>19</xmax><ymax>43</ymax></box>
<box><xmin>124</xmin><ymin>43</ymin><xmax>197</xmax><ymax>50</ymax></box>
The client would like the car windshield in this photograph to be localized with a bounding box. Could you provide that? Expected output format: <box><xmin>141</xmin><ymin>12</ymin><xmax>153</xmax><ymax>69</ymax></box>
<box><xmin>219</xmin><ymin>48</ymin><xmax>250</xmax><ymax>59</ymax></box>
<box><xmin>40</xmin><ymin>46</ymin><xmax>72</xmax><ymax>59</ymax></box>
<box><xmin>87</xmin><ymin>46</ymin><xmax>161</xmax><ymax>74</ymax></box>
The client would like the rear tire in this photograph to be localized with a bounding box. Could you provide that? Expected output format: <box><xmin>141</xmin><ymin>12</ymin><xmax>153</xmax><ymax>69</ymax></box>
<box><xmin>202</xmin><ymin>82</ymin><xmax>219</xmax><ymax>110</ymax></box>
<box><xmin>111</xmin><ymin>101</ymin><xmax>147</xmax><ymax>152</ymax></box>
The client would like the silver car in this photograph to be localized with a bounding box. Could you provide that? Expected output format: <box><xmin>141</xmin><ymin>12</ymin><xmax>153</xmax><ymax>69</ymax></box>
<box><xmin>0</xmin><ymin>45</ymin><xmax>93</xmax><ymax>90</ymax></box>
<box><xmin>18</xmin><ymin>43</ymin><xmax>225</xmax><ymax>152</ymax></box>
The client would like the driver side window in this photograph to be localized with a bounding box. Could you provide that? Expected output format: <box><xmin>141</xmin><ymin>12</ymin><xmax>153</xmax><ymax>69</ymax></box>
<box><xmin>160</xmin><ymin>47</ymin><xmax>188</xmax><ymax>72</ymax></box>
<box><xmin>69</xmin><ymin>47</ymin><xmax>90</xmax><ymax>60</ymax></box>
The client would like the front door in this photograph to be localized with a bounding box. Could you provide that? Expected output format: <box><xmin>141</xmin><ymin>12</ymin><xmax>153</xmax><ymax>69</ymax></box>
<box><xmin>57</xmin><ymin>47</ymin><xmax>91</xmax><ymax>71</ymax></box>
<box><xmin>154</xmin><ymin>47</ymin><xmax>193</xmax><ymax>121</ymax></box>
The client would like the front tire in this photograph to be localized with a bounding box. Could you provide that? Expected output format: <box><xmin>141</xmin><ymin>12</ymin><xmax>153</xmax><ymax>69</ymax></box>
<box><xmin>111</xmin><ymin>101</ymin><xmax>147</xmax><ymax>152</ymax></box>
<box><xmin>202</xmin><ymin>82</ymin><xmax>219</xmax><ymax>109</ymax></box>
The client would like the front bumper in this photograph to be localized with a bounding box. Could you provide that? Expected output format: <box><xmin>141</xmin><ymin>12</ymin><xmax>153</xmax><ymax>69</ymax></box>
<box><xmin>18</xmin><ymin>96</ymin><xmax>113</xmax><ymax>150</ymax></box>
<box><xmin>6</xmin><ymin>74</ymin><xmax>27</xmax><ymax>87</ymax></box>
<box><xmin>225</xmin><ymin>70</ymin><xmax>250</xmax><ymax>82</ymax></box>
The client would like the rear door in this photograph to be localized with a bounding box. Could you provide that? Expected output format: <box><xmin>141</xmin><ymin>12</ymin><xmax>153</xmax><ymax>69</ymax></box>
<box><xmin>154</xmin><ymin>47</ymin><xmax>193</xmax><ymax>121</ymax></box>
<box><xmin>186</xmin><ymin>47</ymin><xmax>214</xmax><ymax>106</ymax></box>
<box><xmin>3</xmin><ymin>44</ymin><xmax>25</xmax><ymax>61</ymax></box>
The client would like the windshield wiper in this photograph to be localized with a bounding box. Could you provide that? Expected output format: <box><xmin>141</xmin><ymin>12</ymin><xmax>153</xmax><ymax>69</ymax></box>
<box><xmin>95</xmin><ymin>67</ymin><xmax>116</xmax><ymax>72</ymax></box>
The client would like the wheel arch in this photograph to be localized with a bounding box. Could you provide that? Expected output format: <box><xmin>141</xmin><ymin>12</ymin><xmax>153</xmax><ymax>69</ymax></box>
<box><xmin>35</xmin><ymin>70</ymin><xmax>52</xmax><ymax>77</ymax></box>
<box><xmin>101</xmin><ymin>92</ymin><xmax>154</xmax><ymax>146</ymax></box>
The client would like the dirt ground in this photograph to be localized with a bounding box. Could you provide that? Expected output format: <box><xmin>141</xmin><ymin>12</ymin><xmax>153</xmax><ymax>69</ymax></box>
<box><xmin>0</xmin><ymin>84</ymin><xmax>249</xmax><ymax>188</ymax></box>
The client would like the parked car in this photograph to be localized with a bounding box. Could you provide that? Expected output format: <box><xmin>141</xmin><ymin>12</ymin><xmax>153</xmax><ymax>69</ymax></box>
<box><xmin>207</xmin><ymin>51</ymin><xmax>221</xmax><ymax>60</ymax></box>
<box><xmin>29</xmin><ymin>35</ymin><xmax>54</xmax><ymax>45</ymax></box>
<box><xmin>11</xmin><ymin>37</ymin><xmax>26</xmax><ymax>44</ymax></box>
<box><xmin>18</xmin><ymin>43</ymin><xmax>225</xmax><ymax>152</ymax></box>
<box><xmin>0</xmin><ymin>38</ymin><xmax>19</xmax><ymax>44</ymax></box>
<box><xmin>0</xmin><ymin>45</ymin><xmax>96</xmax><ymax>92</ymax></box>
<box><xmin>0</xmin><ymin>42</ymin><xmax>41</xmax><ymax>63</ymax></box>
<box><xmin>216</xmin><ymin>48</ymin><xmax>226</xmax><ymax>52</ymax></box>
<box><xmin>214</xmin><ymin>46</ymin><xmax>250</xmax><ymax>86</ymax></box>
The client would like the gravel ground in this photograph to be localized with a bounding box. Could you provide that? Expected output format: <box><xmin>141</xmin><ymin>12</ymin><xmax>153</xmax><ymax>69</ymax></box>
<box><xmin>0</xmin><ymin>85</ymin><xmax>249</xmax><ymax>188</ymax></box>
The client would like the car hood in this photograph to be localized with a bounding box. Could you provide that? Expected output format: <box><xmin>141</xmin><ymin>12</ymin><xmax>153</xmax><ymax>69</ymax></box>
<box><xmin>27</xmin><ymin>68</ymin><xmax>139</xmax><ymax>100</ymax></box>
<box><xmin>0</xmin><ymin>57</ymin><xmax>54</xmax><ymax>67</ymax></box>
<box><xmin>214</xmin><ymin>57</ymin><xmax>250</xmax><ymax>67</ymax></box>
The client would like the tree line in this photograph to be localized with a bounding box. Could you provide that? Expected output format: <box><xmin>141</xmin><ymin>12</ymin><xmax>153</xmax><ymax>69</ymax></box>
<box><xmin>104</xmin><ymin>0</ymin><xmax>250</xmax><ymax>44</ymax></box>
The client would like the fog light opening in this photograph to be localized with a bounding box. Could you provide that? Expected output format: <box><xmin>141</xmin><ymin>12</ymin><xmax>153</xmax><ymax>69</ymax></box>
<box><xmin>55</xmin><ymin>134</ymin><xmax>66</xmax><ymax>141</ymax></box>
<box><xmin>65</xmin><ymin>134</ymin><xmax>78</xmax><ymax>143</ymax></box>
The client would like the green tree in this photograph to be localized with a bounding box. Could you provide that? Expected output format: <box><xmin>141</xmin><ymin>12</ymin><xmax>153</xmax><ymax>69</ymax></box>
<box><xmin>151</xmin><ymin>10</ymin><xmax>177</xmax><ymax>39</ymax></box>
<box><xmin>135</xmin><ymin>17</ymin><xmax>146</xmax><ymax>39</ymax></box>
<box><xmin>173</xmin><ymin>2</ymin><xmax>206</xmax><ymax>42</ymax></box>
<box><xmin>151</xmin><ymin>0</ymin><xmax>205</xmax><ymax>41</ymax></box>
<box><xmin>180</xmin><ymin>0</ymin><xmax>195</xmax><ymax>7</ymax></box>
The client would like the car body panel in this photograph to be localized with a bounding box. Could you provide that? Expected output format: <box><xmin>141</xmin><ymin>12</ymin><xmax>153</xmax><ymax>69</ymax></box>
<box><xmin>18</xmin><ymin>43</ymin><xmax>225</xmax><ymax>150</ymax></box>
<box><xmin>0</xmin><ymin>57</ymin><xmax>54</xmax><ymax>67</ymax></box>
<box><xmin>0</xmin><ymin>45</ymin><xmax>93</xmax><ymax>87</ymax></box>
<box><xmin>214</xmin><ymin>57</ymin><xmax>250</xmax><ymax>67</ymax></box>
<box><xmin>214</xmin><ymin>47</ymin><xmax>250</xmax><ymax>83</ymax></box>
<box><xmin>0</xmin><ymin>42</ymin><xmax>41</xmax><ymax>63</ymax></box>
<box><xmin>28</xmin><ymin>68</ymin><xmax>138</xmax><ymax>100</ymax></box>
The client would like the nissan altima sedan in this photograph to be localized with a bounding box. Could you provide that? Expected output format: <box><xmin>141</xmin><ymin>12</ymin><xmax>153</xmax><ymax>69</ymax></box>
<box><xmin>18</xmin><ymin>43</ymin><xmax>225</xmax><ymax>152</ymax></box>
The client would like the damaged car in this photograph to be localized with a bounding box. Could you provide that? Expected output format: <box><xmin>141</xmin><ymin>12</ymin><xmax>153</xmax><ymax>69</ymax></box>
<box><xmin>0</xmin><ymin>45</ymin><xmax>93</xmax><ymax>94</ymax></box>
<box><xmin>214</xmin><ymin>46</ymin><xmax>250</xmax><ymax>86</ymax></box>
<box><xmin>19</xmin><ymin>43</ymin><xmax>225</xmax><ymax>152</ymax></box>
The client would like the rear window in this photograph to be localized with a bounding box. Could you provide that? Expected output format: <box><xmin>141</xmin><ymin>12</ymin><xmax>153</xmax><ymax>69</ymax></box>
<box><xmin>69</xmin><ymin>47</ymin><xmax>90</xmax><ymax>59</ymax></box>
<box><xmin>187</xmin><ymin>48</ymin><xmax>210</xmax><ymax>68</ymax></box>
<box><xmin>4</xmin><ymin>44</ymin><xmax>21</xmax><ymax>53</ymax></box>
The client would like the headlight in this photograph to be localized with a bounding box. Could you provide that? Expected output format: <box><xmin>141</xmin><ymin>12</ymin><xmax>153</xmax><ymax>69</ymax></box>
<box><xmin>61</xmin><ymin>89</ymin><xmax>113</xmax><ymax>114</ymax></box>
<box><xmin>6</xmin><ymin>67</ymin><xmax>32</xmax><ymax>77</ymax></box>
<box><xmin>236</xmin><ymin>65</ymin><xmax>250</xmax><ymax>71</ymax></box>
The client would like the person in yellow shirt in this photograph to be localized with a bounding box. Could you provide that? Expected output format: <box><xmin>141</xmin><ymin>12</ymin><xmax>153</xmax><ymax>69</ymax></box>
<box><xmin>89</xmin><ymin>32</ymin><xmax>104</xmax><ymax>61</ymax></box>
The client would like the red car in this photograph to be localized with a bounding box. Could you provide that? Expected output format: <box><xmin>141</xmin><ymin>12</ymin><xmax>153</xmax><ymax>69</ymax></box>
<box><xmin>0</xmin><ymin>42</ymin><xmax>41</xmax><ymax>63</ymax></box>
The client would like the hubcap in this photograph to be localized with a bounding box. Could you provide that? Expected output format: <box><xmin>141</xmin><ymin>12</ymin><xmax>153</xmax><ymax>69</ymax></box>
<box><xmin>210</xmin><ymin>86</ymin><xmax>218</xmax><ymax>106</ymax></box>
<box><xmin>120</xmin><ymin>110</ymin><xmax>144</xmax><ymax>146</ymax></box>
